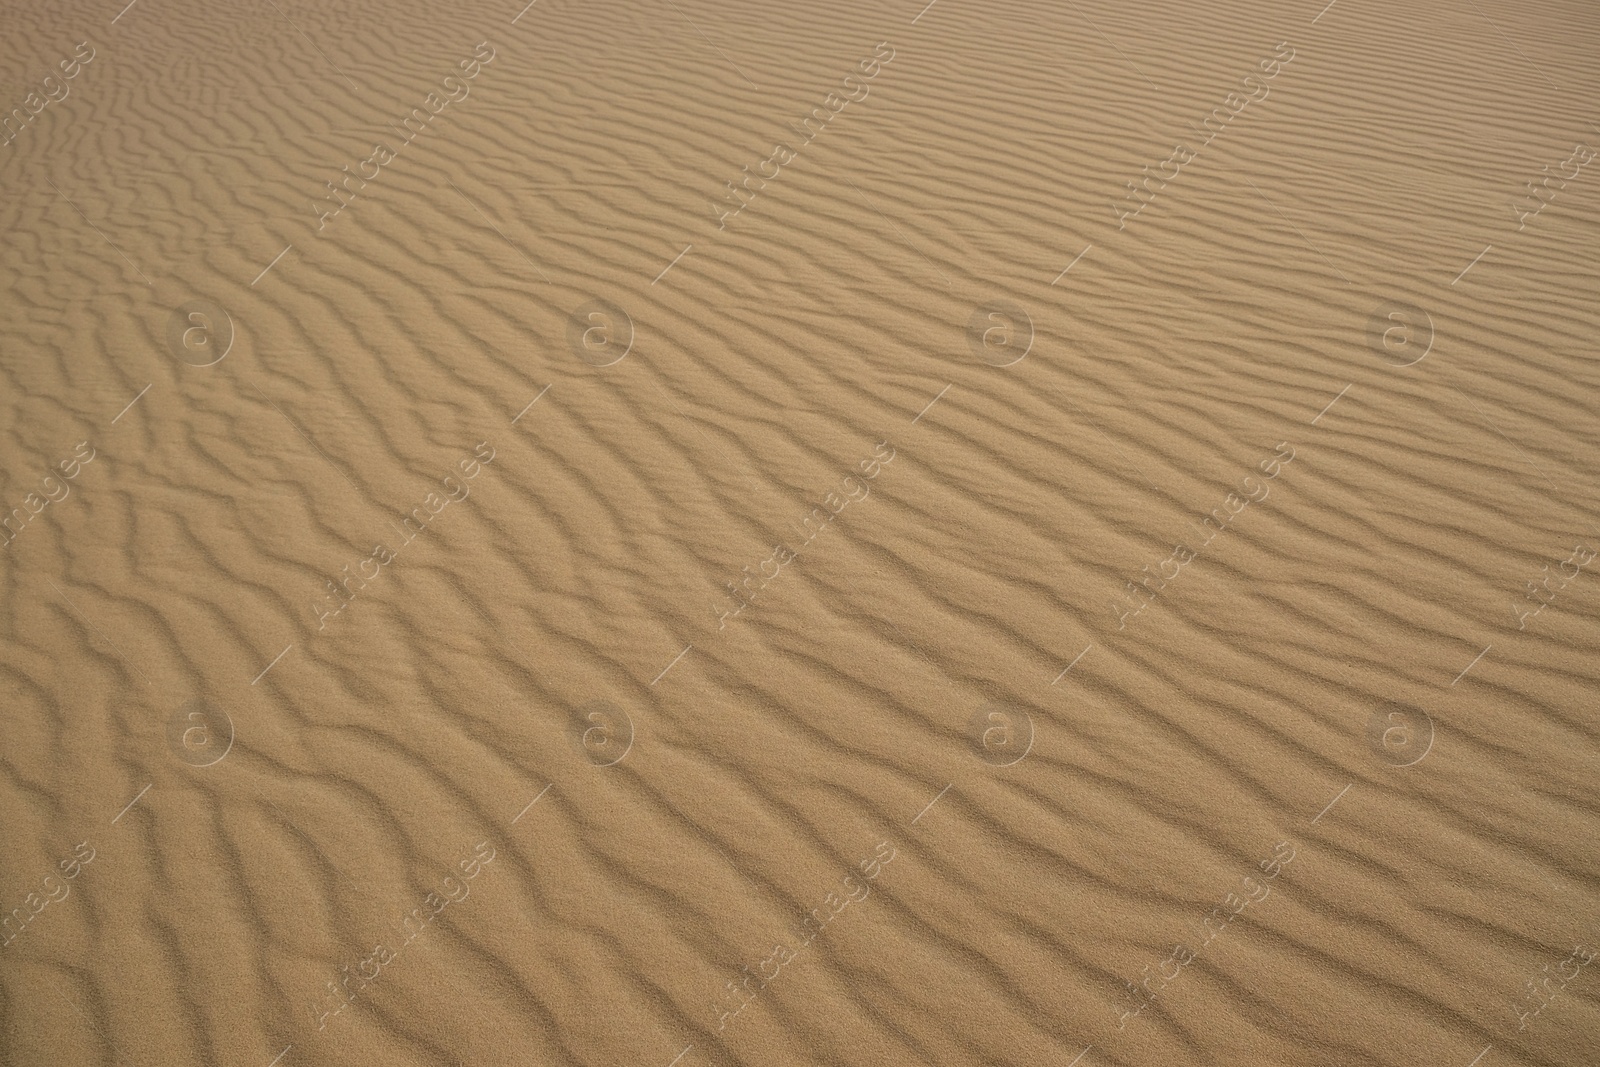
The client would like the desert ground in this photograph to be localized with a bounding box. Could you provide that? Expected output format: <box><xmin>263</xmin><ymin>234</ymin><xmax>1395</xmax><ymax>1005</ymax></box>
<box><xmin>1</xmin><ymin>0</ymin><xmax>1598</xmax><ymax>1065</ymax></box>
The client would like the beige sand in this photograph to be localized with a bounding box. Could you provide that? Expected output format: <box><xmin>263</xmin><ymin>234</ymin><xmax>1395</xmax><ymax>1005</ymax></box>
<box><xmin>2</xmin><ymin>0</ymin><xmax>1598</xmax><ymax>1064</ymax></box>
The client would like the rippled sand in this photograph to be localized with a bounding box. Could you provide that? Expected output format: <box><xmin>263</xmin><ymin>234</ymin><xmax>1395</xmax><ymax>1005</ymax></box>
<box><xmin>2</xmin><ymin>0</ymin><xmax>1599</xmax><ymax>1064</ymax></box>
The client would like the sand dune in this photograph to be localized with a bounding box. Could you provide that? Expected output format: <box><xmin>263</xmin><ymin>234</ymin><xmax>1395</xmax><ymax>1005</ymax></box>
<box><xmin>1</xmin><ymin>0</ymin><xmax>1598</xmax><ymax>1065</ymax></box>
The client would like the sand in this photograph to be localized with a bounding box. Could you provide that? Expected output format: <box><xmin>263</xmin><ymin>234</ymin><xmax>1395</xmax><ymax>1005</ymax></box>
<box><xmin>1</xmin><ymin>0</ymin><xmax>1598</xmax><ymax>1064</ymax></box>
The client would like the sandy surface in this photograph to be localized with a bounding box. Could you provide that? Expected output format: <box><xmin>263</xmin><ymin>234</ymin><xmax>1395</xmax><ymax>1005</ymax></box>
<box><xmin>2</xmin><ymin>0</ymin><xmax>1598</xmax><ymax>1065</ymax></box>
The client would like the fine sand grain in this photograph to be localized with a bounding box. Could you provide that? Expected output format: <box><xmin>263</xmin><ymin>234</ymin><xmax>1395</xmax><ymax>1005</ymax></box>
<box><xmin>2</xmin><ymin>0</ymin><xmax>1598</xmax><ymax>1065</ymax></box>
